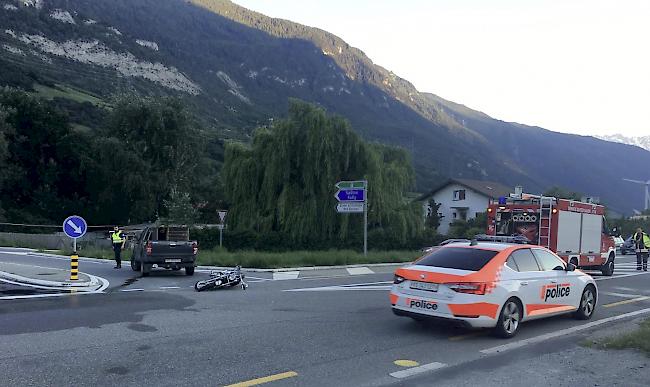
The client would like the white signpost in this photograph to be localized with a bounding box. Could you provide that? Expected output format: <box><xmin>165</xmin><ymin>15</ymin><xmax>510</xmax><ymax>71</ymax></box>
<box><xmin>335</xmin><ymin>180</ymin><xmax>368</xmax><ymax>255</ymax></box>
<box><xmin>217</xmin><ymin>210</ymin><xmax>228</xmax><ymax>248</ymax></box>
<box><xmin>336</xmin><ymin>202</ymin><xmax>364</xmax><ymax>213</ymax></box>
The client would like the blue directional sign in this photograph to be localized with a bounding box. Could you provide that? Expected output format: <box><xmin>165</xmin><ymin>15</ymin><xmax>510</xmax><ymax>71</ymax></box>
<box><xmin>62</xmin><ymin>215</ymin><xmax>88</xmax><ymax>239</ymax></box>
<box><xmin>335</xmin><ymin>189</ymin><xmax>366</xmax><ymax>202</ymax></box>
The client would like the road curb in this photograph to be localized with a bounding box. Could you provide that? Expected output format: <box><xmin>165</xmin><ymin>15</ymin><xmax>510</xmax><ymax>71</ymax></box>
<box><xmin>8</xmin><ymin>249</ymin><xmax>409</xmax><ymax>273</ymax></box>
<box><xmin>0</xmin><ymin>269</ymin><xmax>97</xmax><ymax>289</ymax></box>
<box><xmin>196</xmin><ymin>261</ymin><xmax>408</xmax><ymax>273</ymax></box>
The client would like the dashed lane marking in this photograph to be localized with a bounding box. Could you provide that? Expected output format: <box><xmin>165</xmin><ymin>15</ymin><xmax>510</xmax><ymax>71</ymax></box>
<box><xmin>480</xmin><ymin>307</ymin><xmax>650</xmax><ymax>355</ymax></box>
<box><xmin>224</xmin><ymin>371</ymin><xmax>298</xmax><ymax>387</ymax></box>
<box><xmin>389</xmin><ymin>362</ymin><xmax>447</xmax><ymax>378</ymax></box>
<box><xmin>272</xmin><ymin>271</ymin><xmax>300</xmax><ymax>280</ymax></box>
<box><xmin>346</xmin><ymin>266</ymin><xmax>374</xmax><ymax>275</ymax></box>
<box><xmin>120</xmin><ymin>288</ymin><xmax>145</xmax><ymax>292</ymax></box>
<box><xmin>603</xmin><ymin>296</ymin><xmax>650</xmax><ymax>308</ymax></box>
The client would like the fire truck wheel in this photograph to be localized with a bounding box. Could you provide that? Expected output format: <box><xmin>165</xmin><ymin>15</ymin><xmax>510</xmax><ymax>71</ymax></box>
<box><xmin>601</xmin><ymin>257</ymin><xmax>614</xmax><ymax>276</ymax></box>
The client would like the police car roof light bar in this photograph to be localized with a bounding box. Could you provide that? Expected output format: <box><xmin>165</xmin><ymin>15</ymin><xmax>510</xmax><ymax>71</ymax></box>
<box><xmin>472</xmin><ymin>234</ymin><xmax>530</xmax><ymax>244</ymax></box>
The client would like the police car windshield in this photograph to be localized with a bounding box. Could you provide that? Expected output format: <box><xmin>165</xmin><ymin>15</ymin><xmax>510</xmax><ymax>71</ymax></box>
<box><xmin>416</xmin><ymin>247</ymin><xmax>498</xmax><ymax>271</ymax></box>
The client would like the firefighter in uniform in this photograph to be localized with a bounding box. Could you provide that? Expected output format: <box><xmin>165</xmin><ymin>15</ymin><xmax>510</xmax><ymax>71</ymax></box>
<box><xmin>633</xmin><ymin>227</ymin><xmax>650</xmax><ymax>271</ymax></box>
<box><xmin>111</xmin><ymin>226</ymin><xmax>126</xmax><ymax>269</ymax></box>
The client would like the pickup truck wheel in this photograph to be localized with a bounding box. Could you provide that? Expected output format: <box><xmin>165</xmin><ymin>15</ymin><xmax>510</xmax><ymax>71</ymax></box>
<box><xmin>131</xmin><ymin>258</ymin><xmax>141</xmax><ymax>272</ymax></box>
<box><xmin>141</xmin><ymin>263</ymin><xmax>150</xmax><ymax>277</ymax></box>
<box><xmin>185</xmin><ymin>266</ymin><xmax>195</xmax><ymax>276</ymax></box>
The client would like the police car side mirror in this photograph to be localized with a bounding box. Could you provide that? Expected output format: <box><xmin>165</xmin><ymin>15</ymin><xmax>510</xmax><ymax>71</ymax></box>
<box><xmin>566</xmin><ymin>263</ymin><xmax>577</xmax><ymax>272</ymax></box>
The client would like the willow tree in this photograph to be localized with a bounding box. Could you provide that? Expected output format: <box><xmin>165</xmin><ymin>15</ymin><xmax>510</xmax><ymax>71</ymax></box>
<box><xmin>222</xmin><ymin>100</ymin><xmax>423</xmax><ymax>248</ymax></box>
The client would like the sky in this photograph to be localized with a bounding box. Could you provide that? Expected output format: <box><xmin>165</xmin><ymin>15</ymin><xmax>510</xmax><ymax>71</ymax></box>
<box><xmin>234</xmin><ymin>0</ymin><xmax>650</xmax><ymax>137</ymax></box>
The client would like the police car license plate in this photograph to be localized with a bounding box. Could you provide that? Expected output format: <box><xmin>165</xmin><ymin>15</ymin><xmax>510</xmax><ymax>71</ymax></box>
<box><xmin>410</xmin><ymin>281</ymin><xmax>438</xmax><ymax>292</ymax></box>
<box><xmin>165</xmin><ymin>259</ymin><xmax>181</xmax><ymax>263</ymax></box>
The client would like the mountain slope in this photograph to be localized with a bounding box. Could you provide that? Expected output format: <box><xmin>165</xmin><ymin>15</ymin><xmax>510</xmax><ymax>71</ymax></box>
<box><xmin>596</xmin><ymin>134</ymin><xmax>650</xmax><ymax>152</ymax></box>
<box><xmin>1</xmin><ymin>0</ymin><xmax>648</xmax><ymax>214</ymax></box>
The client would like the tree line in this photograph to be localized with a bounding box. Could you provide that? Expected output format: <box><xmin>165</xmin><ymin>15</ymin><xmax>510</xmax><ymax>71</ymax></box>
<box><xmin>0</xmin><ymin>90</ymin><xmax>435</xmax><ymax>250</ymax></box>
<box><xmin>0</xmin><ymin>88</ymin><xmax>222</xmax><ymax>226</ymax></box>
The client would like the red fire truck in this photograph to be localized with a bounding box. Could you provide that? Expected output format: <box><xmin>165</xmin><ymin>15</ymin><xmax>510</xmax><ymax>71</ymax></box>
<box><xmin>486</xmin><ymin>191</ymin><xmax>616</xmax><ymax>276</ymax></box>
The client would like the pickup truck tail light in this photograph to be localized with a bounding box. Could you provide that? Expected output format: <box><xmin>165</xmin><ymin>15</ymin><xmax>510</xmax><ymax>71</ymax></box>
<box><xmin>146</xmin><ymin>241</ymin><xmax>152</xmax><ymax>255</ymax></box>
<box><xmin>447</xmin><ymin>282</ymin><xmax>487</xmax><ymax>295</ymax></box>
<box><xmin>192</xmin><ymin>242</ymin><xmax>198</xmax><ymax>255</ymax></box>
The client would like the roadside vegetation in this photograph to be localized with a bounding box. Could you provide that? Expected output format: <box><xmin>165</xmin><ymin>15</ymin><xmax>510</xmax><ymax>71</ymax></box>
<box><xmin>583</xmin><ymin>318</ymin><xmax>650</xmax><ymax>356</ymax></box>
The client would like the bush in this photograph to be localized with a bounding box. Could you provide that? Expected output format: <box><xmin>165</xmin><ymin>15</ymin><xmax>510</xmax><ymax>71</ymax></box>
<box><xmin>192</xmin><ymin>226</ymin><xmax>444</xmax><ymax>252</ymax></box>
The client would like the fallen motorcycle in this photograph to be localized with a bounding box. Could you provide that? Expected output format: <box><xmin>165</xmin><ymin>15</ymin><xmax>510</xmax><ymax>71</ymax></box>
<box><xmin>194</xmin><ymin>265</ymin><xmax>248</xmax><ymax>292</ymax></box>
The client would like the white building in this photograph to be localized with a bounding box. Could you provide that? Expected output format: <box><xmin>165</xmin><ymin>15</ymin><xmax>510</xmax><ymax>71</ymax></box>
<box><xmin>419</xmin><ymin>178</ymin><xmax>512</xmax><ymax>235</ymax></box>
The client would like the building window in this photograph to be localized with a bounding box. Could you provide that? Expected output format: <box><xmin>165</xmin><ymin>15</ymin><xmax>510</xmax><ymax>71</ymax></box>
<box><xmin>453</xmin><ymin>189</ymin><xmax>466</xmax><ymax>201</ymax></box>
<box><xmin>452</xmin><ymin>212</ymin><xmax>457</xmax><ymax>219</ymax></box>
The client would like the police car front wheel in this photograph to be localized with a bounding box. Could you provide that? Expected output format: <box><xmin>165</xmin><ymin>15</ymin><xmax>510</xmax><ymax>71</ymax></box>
<box><xmin>575</xmin><ymin>285</ymin><xmax>596</xmax><ymax>320</ymax></box>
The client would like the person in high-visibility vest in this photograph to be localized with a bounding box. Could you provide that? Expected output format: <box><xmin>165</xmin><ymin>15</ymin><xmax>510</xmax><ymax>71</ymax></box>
<box><xmin>633</xmin><ymin>227</ymin><xmax>650</xmax><ymax>271</ymax></box>
<box><xmin>111</xmin><ymin>226</ymin><xmax>126</xmax><ymax>269</ymax></box>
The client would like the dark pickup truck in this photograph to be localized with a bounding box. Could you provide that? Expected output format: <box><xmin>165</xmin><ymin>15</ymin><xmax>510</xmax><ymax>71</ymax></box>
<box><xmin>131</xmin><ymin>225</ymin><xmax>197</xmax><ymax>277</ymax></box>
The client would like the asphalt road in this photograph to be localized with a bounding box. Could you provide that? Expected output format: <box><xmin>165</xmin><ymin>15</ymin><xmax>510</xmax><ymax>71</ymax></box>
<box><xmin>1</xmin><ymin>249</ymin><xmax>650</xmax><ymax>386</ymax></box>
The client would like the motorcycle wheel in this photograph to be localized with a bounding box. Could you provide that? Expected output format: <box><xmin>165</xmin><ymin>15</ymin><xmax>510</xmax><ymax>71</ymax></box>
<box><xmin>194</xmin><ymin>280</ymin><xmax>211</xmax><ymax>292</ymax></box>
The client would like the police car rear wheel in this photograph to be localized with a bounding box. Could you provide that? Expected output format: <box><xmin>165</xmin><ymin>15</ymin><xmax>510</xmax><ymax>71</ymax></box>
<box><xmin>575</xmin><ymin>286</ymin><xmax>596</xmax><ymax>320</ymax></box>
<box><xmin>494</xmin><ymin>298</ymin><xmax>521</xmax><ymax>338</ymax></box>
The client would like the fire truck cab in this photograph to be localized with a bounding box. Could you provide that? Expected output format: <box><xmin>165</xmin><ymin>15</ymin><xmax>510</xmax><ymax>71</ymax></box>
<box><xmin>486</xmin><ymin>190</ymin><xmax>616</xmax><ymax>276</ymax></box>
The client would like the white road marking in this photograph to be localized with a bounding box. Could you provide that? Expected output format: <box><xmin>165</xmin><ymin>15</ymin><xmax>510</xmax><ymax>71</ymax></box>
<box><xmin>273</xmin><ymin>271</ymin><xmax>300</xmax><ymax>280</ymax></box>
<box><xmin>346</xmin><ymin>267</ymin><xmax>374</xmax><ymax>275</ymax></box>
<box><xmin>594</xmin><ymin>272</ymin><xmax>650</xmax><ymax>281</ymax></box>
<box><xmin>614</xmin><ymin>286</ymin><xmax>642</xmax><ymax>292</ymax></box>
<box><xmin>19</xmin><ymin>252</ymin><xmax>110</xmax><ymax>264</ymax></box>
<box><xmin>120</xmin><ymin>288</ymin><xmax>145</xmax><ymax>292</ymax></box>
<box><xmin>243</xmin><ymin>276</ymin><xmax>273</xmax><ymax>281</ymax></box>
<box><xmin>159</xmin><ymin>286</ymin><xmax>180</xmax><ymax>289</ymax></box>
<box><xmin>480</xmin><ymin>307</ymin><xmax>650</xmax><ymax>355</ymax></box>
<box><xmin>285</xmin><ymin>281</ymin><xmax>393</xmax><ymax>292</ymax></box>
<box><xmin>389</xmin><ymin>362</ymin><xmax>447</xmax><ymax>378</ymax></box>
<box><xmin>600</xmin><ymin>291</ymin><xmax>645</xmax><ymax>298</ymax></box>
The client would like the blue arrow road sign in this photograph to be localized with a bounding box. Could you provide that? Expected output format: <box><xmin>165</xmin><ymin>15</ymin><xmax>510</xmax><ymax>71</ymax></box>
<box><xmin>62</xmin><ymin>215</ymin><xmax>88</xmax><ymax>239</ymax></box>
<box><xmin>335</xmin><ymin>189</ymin><xmax>366</xmax><ymax>202</ymax></box>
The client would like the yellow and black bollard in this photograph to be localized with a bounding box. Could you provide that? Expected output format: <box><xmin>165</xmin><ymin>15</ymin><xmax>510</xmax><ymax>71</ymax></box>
<box><xmin>70</xmin><ymin>253</ymin><xmax>79</xmax><ymax>281</ymax></box>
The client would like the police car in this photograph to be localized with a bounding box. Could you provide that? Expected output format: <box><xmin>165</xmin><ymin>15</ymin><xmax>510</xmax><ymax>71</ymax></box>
<box><xmin>390</xmin><ymin>239</ymin><xmax>597</xmax><ymax>338</ymax></box>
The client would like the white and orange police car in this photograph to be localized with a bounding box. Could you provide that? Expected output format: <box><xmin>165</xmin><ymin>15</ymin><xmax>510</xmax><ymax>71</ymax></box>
<box><xmin>390</xmin><ymin>240</ymin><xmax>597</xmax><ymax>337</ymax></box>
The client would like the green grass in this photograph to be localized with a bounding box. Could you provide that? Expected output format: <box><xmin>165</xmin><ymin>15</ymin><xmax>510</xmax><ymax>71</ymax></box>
<box><xmin>582</xmin><ymin>318</ymin><xmax>650</xmax><ymax>356</ymax></box>
<box><xmin>0</xmin><ymin>239</ymin><xmax>20</xmax><ymax>248</ymax></box>
<box><xmin>53</xmin><ymin>247</ymin><xmax>420</xmax><ymax>269</ymax></box>
<box><xmin>33</xmin><ymin>83</ymin><xmax>107</xmax><ymax>106</ymax></box>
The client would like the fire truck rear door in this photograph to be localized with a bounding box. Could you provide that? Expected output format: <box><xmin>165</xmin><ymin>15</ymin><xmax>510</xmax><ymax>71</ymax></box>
<box><xmin>580</xmin><ymin>213</ymin><xmax>602</xmax><ymax>255</ymax></box>
<box><xmin>556</xmin><ymin>211</ymin><xmax>581</xmax><ymax>254</ymax></box>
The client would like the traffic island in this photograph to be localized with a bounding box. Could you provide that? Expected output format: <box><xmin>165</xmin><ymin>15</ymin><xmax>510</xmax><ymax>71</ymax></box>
<box><xmin>0</xmin><ymin>261</ymin><xmax>102</xmax><ymax>291</ymax></box>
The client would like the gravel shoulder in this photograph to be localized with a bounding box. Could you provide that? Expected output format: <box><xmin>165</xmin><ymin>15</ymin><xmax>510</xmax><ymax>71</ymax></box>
<box><xmin>405</xmin><ymin>318</ymin><xmax>650</xmax><ymax>387</ymax></box>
